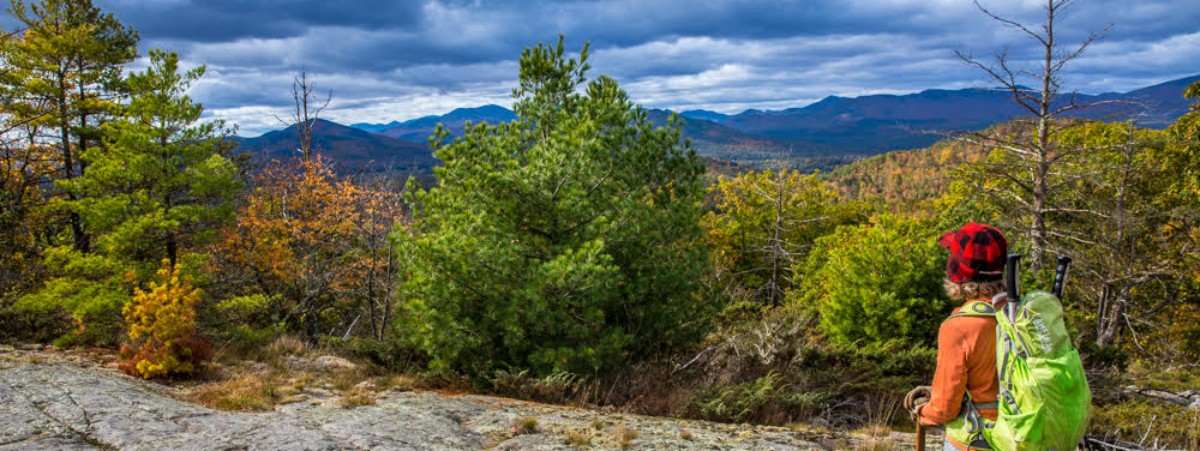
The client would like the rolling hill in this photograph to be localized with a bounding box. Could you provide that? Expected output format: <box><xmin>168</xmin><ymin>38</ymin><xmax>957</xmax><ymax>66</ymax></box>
<box><xmin>233</xmin><ymin>119</ymin><xmax>437</xmax><ymax>172</ymax></box>
<box><xmin>824</xmin><ymin>137</ymin><xmax>989</xmax><ymax>213</ymax></box>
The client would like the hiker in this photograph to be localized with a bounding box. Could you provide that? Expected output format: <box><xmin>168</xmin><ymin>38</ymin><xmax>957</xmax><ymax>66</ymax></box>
<box><xmin>913</xmin><ymin>222</ymin><xmax>1008</xmax><ymax>450</ymax></box>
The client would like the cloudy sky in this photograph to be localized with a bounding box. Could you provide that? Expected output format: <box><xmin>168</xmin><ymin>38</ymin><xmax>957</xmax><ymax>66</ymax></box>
<box><xmin>16</xmin><ymin>0</ymin><xmax>1199</xmax><ymax>135</ymax></box>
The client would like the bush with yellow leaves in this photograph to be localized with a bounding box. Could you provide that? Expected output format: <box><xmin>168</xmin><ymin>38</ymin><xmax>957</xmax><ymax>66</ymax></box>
<box><xmin>119</xmin><ymin>260</ymin><xmax>211</xmax><ymax>379</ymax></box>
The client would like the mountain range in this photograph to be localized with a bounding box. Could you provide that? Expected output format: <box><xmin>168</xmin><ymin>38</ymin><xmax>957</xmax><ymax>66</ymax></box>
<box><xmin>233</xmin><ymin>119</ymin><xmax>436</xmax><ymax>172</ymax></box>
<box><xmin>350</xmin><ymin>104</ymin><xmax>517</xmax><ymax>143</ymax></box>
<box><xmin>236</xmin><ymin>74</ymin><xmax>1199</xmax><ymax>170</ymax></box>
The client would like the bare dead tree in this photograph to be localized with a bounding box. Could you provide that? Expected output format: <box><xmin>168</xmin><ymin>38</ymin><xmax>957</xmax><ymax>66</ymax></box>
<box><xmin>348</xmin><ymin>172</ymin><xmax>407</xmax><ymax>340</ymax></box>
<box><xmin>715</xmin><ymin>165</ymin><xmax>837</xmax><ymax>308</ymax></box>
<box><xmin>275</xmin><ymin>71</ymin><xmax>331</xmax><ymax>166</ymax></box>
<box><xmin>756</xmin><ymin>169</ymin><xmax>797</xmax><ymax>307</ymax></box>
<box><xmin>954</xmin><ymin>0</ymin><xmax>1112</xmax><ymax>273</ymax></box>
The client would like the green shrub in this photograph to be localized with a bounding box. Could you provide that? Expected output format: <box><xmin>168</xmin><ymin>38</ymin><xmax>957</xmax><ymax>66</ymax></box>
<box><xmin>16</xmin><ymin>263</ymin><xmax>130</xmax><ymax>348</ymax></box>
<box><xmin>797</xmin><ymin>340</ymin><xmax>937</xmax><ymax>397</ymax></box>
<box><xmin>210</xmin><ymin>324</ymin><xmax>285</xmax><ymax>353</ymax></box>
<box><xmin>671</xmin><ymin>307</ymin><xmax>935</xmax><ymax>428</ymax></box>
<box><xmin>795</xmin><ymin>215</ymin><xmax>952</xmax><ymax>346</ymax></box>
<box><xmin>0</xmin><ymin>292</ymin><xmax>70</xmax><ymax>343</ymax></box>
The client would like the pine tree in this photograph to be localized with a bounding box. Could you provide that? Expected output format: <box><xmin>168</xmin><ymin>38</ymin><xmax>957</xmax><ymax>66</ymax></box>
<box><xmin>797</xmin><ymin>215</ymin><xmax>952</xmax><ymax>345</ymax></box>
<box><xmin>0</xmin><ymin>0</ymin><xmax>138</xmax><ymax>253</ymax></box>
<box><xmin>19</xmin><ymin>50</ymin><xmax>237</xmax><ymax>345</ymax></box>
<box><xmin>120</xmin><ymin>259</ymin><xmax>209</xmax><ymax>379</ymax></box>
<box><xmin>65</xmin><ymin>49</ymin><xmax>238</xmax><ymax>267</ymax></box>
<box><xmin>394</xmin><ymin>37</ymin><xmax>709</xmax><ymax>377</ymax></box>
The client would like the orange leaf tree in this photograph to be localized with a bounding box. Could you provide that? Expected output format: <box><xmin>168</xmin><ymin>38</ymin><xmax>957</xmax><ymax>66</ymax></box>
<box><xmin>210</xmin><ymin>157</ymin><xmax>398</xmax><ymax>343</ymax></box>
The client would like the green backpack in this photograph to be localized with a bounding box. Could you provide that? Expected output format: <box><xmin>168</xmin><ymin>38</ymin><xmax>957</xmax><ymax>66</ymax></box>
<box><xmin>957</xmin><ymin>291</ymin><xmax>1092</xmax><ymax>450</ymax></box>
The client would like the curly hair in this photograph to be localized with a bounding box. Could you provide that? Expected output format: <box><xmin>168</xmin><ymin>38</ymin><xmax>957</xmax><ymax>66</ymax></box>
<box><xmin>943</xmin><ymin>278</ymin><xmax>1005</xmax><ymax>301</ymax></box>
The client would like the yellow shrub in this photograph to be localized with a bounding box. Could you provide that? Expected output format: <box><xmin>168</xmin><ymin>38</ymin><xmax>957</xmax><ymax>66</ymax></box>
<box><xmin>119</xmin><ymin>259</ymin><xmax>210</xmax><ymax>379</ymax></box>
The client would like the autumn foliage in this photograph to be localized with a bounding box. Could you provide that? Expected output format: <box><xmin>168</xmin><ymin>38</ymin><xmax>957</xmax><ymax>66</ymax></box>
<box><xmin>120</xmin><ymin>260</ymin><xmax>211</xmax><ymax>379</ymax></box>
<box><xmin>208</xmin><ymin>156</ymin><xmax>403</xmax><ymax>342</ymax></box>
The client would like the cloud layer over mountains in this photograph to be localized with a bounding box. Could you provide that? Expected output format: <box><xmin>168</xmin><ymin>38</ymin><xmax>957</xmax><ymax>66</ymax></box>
<box><xmin>8</xmin><ymin>0</ymin><xmax>1196</xmax><ymax>135</ymax></box>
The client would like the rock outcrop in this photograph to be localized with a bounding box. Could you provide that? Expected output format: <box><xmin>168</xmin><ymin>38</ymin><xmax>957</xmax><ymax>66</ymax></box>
<box><xmin>0</xmin><ymin>360</ymin><xmax>844</xmax><ymax>450</ymax></box>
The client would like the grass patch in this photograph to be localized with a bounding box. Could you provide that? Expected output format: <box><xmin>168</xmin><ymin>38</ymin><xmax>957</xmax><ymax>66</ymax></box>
<box><xmin>339</xmin><ymin>389</ymin><xmax>377</xmax><ymax>408</ymax></box>
<box><xmin>856</xmin><ymin>393</ymin><xmax>898</xmax><ymax>438</ymax></box>
<box><xmin>511</xmin><ymin>416</ymin><xmax>539</xmax><ymax>435</ymax></box>
<box><xmin>188</xmin><ymin>373</ymin><xmax>286</xmax><ymax>411</ymax></box>
<box><xmin>1119</xmin><ymin>361</ymin><xmax>1200</xmax><ymax>393</ymax></box>
<box><xmin>615</xmin><ymin>423</ymin><xmax>637</xmax><ymax>449</ymax></box>
<box><xmin>853</xmin><ymin>435</ymin><xmax>896</xmax><ymax>451</ymax></box>
<box><xmin>376</xmin><ymin>374</ymin><xmax>421</xmax><ymax>392</ymax></box>
<box><xmin>489</xmin><ymin>369</ymin><xmax>585</xmax><ymax>404</ymax></box>
<box><xmin>678</xmin><ymin>371</ymin><xmax>829</xmax><ymax>424</ymax></box>
<box><xmin>330</xmin><ymin>365</ymin><xmax>378</xmax><ymax>391</ymax></box>
<box><xmin>264</xmin><ymin>335</ymin><xmax>310</xmax><ymax>358</ymax></box>
<box><xmin>563</xmin><ymin>428</ymin><xmax>591</xmax><ymax>447</ymax></box>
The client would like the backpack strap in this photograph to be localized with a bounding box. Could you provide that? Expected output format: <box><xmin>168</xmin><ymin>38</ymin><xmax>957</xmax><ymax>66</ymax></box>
<box><xmin>952</xmin><ymin>300</ymin><xmax>996</xmax><ymax>318</ymax></box>
<box><xmin>959</xmin><ymin>390</ymin><xmax>996</xmax><ymax>449</ymax></box>
<box><xmin>949</xmin><ymin>300</ymin><xmax>999</xmax><ymax>448</ymax></box>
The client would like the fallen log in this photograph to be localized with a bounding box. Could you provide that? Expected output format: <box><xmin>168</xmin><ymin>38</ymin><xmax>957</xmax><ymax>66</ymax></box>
<box><xmin>1121</xmin><ymin>385</ymin><xmax>1200</xmax><ymax>410</ymax></box>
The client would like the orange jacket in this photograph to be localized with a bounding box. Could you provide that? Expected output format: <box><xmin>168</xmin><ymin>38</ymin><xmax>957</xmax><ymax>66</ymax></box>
<box><xmin>917</xmin><ymin>299</ymin><xmax>1000</xmax><ymax>427</ymax></box>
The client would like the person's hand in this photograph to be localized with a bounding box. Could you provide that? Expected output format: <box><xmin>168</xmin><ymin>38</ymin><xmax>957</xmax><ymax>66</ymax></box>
<box><xmin>904</xmin><ymin>386</ymin><xmax>932</xmax><ymax>422</ymax></box>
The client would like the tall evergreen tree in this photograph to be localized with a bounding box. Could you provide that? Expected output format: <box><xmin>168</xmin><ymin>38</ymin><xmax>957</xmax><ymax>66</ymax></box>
<box><xmin>394</xmin><ymin>37</ymin><xmax>709</xmax><ymax>377</ymax></box>
<box><xmin>65</xmin><ymin>49</ymin><xmax>238</xmax><ymax>267</ymax></box>
<box><xmin>19</xmin><ymin>50</ymin><xmax>238</xmax><ymax>345</ymax></box>
<box><xmin>0</xmin><ymin>0</ymin><xmax>138</xmax><ymax>253</ymax></box>
<box><xmin>797</xmin><ymin>215</ymin><xmax>952</xmax><ymax>346</ymax></box>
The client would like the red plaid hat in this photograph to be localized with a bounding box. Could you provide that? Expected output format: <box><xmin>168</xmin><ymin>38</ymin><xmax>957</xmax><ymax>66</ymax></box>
<box><xmin>938</xmin><ymin>222</ymin><xmax>1007</xmax><ymax>283</ymax></box>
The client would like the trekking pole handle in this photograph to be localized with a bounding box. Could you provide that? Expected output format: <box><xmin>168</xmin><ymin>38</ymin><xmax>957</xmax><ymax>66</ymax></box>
<box><xmin>1005</xmin><ymin>254</ymin><xmax>1022</xmax><ymax>311</ymax></box>
<box><xmin>1052</xmin><ymin>255</ymin><xmax>1072</xmax><ymax>299</ymax></box>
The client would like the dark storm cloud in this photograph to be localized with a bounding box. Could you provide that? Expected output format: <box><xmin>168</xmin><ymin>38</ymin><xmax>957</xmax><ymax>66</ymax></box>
<box><xmin>13</xmin><ymin>0</ymin><xmax>1185</xmax><ymax>134</ymax></box>
<box><xmin>104</xmin><ymin>0</ymin><xmax>425</xmax><ymax>42</ymax></box>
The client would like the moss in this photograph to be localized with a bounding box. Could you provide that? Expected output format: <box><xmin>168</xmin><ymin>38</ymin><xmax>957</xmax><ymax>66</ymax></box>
<box><xmin>1121</xmin><ymin>361</ymin><xmax>1200</xmax><ymax>393</ymax></box>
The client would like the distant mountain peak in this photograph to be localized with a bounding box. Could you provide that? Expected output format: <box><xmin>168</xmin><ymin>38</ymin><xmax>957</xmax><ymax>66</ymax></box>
<box><xmin>442</xmin><ymin>104</ymin><xmax>516</xmax><ymax>121</ymax></box>
<box><xmin>679</xmin><ymin>109</ymin><xmax>729</xmax><ymax>123</ymax></box>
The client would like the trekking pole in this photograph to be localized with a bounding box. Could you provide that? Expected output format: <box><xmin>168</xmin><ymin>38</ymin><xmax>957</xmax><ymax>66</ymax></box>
<box><xmin>1051</xmin><ymin>255</ymin><xmax>1072</xmax><ymax>299</ymax></box>
<box><xmin>905</xmin><ymin>386</ymin><xmax>931</xmax><ymax>450</ymax></box>
<box><xmin>1005</xmin><ymin>254</ymin><xmax>1022</xmax><ymax>319</ymax></box>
